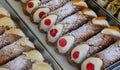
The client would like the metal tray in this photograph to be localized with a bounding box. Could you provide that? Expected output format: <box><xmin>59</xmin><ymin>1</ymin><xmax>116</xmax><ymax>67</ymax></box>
<box><xmin>0</xmin><ymin>1</ymin><xmax>62</xmax><ymax>70</ymax></box>
<box><xmin>92</xmin><ymin>0</ymin><xmax>120</xmax><ymax>25</ymax></box>
<box><xmin>5</xmin><ymin>0</ymin><xmax>120</xmax><ymax>70</ymax></box>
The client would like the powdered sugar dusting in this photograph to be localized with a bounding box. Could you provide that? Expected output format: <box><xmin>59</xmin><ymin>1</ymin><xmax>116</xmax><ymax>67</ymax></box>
<box><xmin>3</xmin><ymin>55</ymin><xmax>32</xmax><ymax>70</ymax></box>
<box><xmin>40</xmin><ymin>0</ymin><xmax>69</xmax><ymax>11</ymax></box>
<box><xmin>96</xmin><ymin>42</ymin><xmax>120</xmax><ymax>68</ymax></box>
<box><xmin>49</xmin><ymin>1</ymin><xmax>80</xmax><ymax>22</ymax></box>
<box><xmin>61</xmin><ymin>12</ymin><xmax>88</xmax><ymax>34</ymax></box>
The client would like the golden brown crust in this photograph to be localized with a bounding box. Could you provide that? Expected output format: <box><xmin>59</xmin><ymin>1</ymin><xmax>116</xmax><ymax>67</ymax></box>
<box><xmin>0</xmin><ymin>26</ymin><xmax>10</xmax><ymax>35</ymax></box>
<box><xmin>67</xmin><ymin>56</ymin><xmax>79</xmax><ymax>66</ymax></box>
<box><xmin>54</xmin><ymin>45</ymin><xmax>66</xmax><ymax>55</ymax></box>
<box><xmin>0</xmin><ymin>15</ymin><xmax>10</xmax><ymax>18</ymax></box>
<box><xmin>38</xmin><ymin>22</ymin><xmax>47</xmax><ymax>33</ymax></box>
<box><xmin>45</xmin><ymin>35</ymin><xmax>56</xmax><ymax>47</ymax></box>
<box><xmin>30</xmin><ymin>7</ymin><xmax>41</xmax><ymax>24</ymax></box>
<box><xmin>22</xmin><ymin>1</ymin><xmax>30</xmax><ymax>16</ymax></box>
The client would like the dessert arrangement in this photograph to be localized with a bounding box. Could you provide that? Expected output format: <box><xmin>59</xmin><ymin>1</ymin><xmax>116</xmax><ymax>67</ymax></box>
<box><xmin>6</xmin><ymin>0</ymin><xmax>120</xmax><ymax>69</ymax></box>
<box><xmin>0</xmin><ymin>7</ymin><xmax>53</xmax><ymax>70</ymax></box>
<box><xmin>96</xmin><ymin>0</ymin><xmax>120</xmax><ymax>21</ymax></box>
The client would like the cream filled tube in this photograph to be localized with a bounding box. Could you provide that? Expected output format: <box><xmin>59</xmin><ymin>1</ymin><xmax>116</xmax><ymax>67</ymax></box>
<box><xmin>67</xmin><ymin>26</ymin><xmax>120</xmax><ymax>65</ymax></box>
<box><xmin>80</xmin><ymin>40</ymin><xmax>120</xmax><ymax>70</ymax></box>
<box><xmin>56</xmin><ymin>16</ymin><xmax>109</xmax><ymax>55</ymax></box>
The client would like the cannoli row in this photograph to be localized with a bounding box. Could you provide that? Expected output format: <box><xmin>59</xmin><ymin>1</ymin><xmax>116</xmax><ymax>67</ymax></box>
<box><xmin>0</xmin><ymin>37</ymin><xmax>35</xmax><ymax>65</ymax></box>
<box><xmin>0</xmin><ymin>17</ymin><xmax>16</xmax><ymax>35</ymax></box>
<box><xmin>46</xmin><ymin>8</ymin><xmax>97</xmax><ymax>46</ymax></box>
<box><xmin>39</xmin><ymin>0</ymin><xmax>88</xmax><ymax>32</ymax></box>
<box><xmin>0</xmin><ymin>7</ymin><xmax>10</xmax><ymax>18</ymax></box>
<box><xmin>25</xmin><ymin>0</ymin><xmax>69</xmax><ymax>16</ymax></box>
<box><xmin>30</xmin><ymin>0</ymin><xmax>70</xmax><ymax>23</ymax></box>
<box><xmin>0</xmin><ymin>28</ymin><xmax>25</xmax><ymax>49</ymax></box>
<box><xmin>80</xmin><ymin>40</ymin><xmax>120</xmax><ymax>70</ymax></box>
<box><xmin>1</xmin><ymin>50</ymin><xmax>52</xmax><ymax>70</ymax></box>
<box><xmin>55</xmin><ymin>16</ymin><xmax>109</xmax><ymax>55</ymax></box>
<box><xmin>67</xmin><ymin>26</ymin><xmax>120</xmax><ymax>66</ymax></box>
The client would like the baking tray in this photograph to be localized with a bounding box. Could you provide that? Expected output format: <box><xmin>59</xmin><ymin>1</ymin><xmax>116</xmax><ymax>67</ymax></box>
<box><xmin>5</xmin><ymin>0</ymin><xmax>120</xmax><ymax>70</ymax></box>
<box><xmin>0</xmin><ymin>1</ymin><xmax>62</xmax><ymax>70</ymax></box>
<box><xmin>92</xmin><ymin>0</ymin><xmax>120</xmax><ymax>25</ymax></box>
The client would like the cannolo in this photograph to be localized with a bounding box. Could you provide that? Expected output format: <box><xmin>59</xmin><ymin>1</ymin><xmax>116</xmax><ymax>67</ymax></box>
<box><xmin>39</xmin><ymin>0</ymin><xmax>88</xmax><ymax>32</ymax></box>
<box><xmin>0</xmin><ymin>17</ymin><xmax>16</xmax><ymax>35</ymax></box>
<box><xmin>30</xmin><ymin>0</ymin><xmax>70</xmax><ymax>23</ymax></box>
<box><xmin>0</xmin><ymin>7</ymin><xmax>10</xmax><ymax>18</ymax></box>
<box><xmin>0</xmin><ymin>37</ymin><xmax>34</xmax><ymax>65</ymax></box>
<box><xmin>67</xmin><ymin>26</ymin><xmax>120</xmax><ymax>66</ymax></box>
<box><xmin>55</xmin><ymin>16</ymin><xmax>109</xmax><ymax>55</ymax></box>
<box><xmin>1</xmin><ymin>50</ymin><xmax>51</xmax><ymax>70</ymax></box>
<box><xmin>80</xmin><ymin>40</ymin><xmax>120</xmax><ymax>70</ymax></box>
<box><xmin>46</xmin><ymin>8</ymin><xmax>97</xmax><ymax>46</ymax></box>
<box><xmin>0</xmin><ymin>28</ymin><xmax>25</xmax><ymax>49</ymax></box>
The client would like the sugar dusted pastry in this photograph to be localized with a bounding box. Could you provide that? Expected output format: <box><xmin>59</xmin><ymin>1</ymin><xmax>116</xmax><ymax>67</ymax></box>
<box><xmin>30</xmin><ymin>0</ymin><xmax>70</xmax><ymax>24</ymax></box>
<box><xmin>117</xmin><ymin>9</ymin><xmax>120</xmax><ymax>20</ymax></box>
<box><xmin>0</xmin><ymin>37</ymin><xmax>34</xmax><ymax>65</ymax></box>
<box><xmin>0</xmin><ymin>34</ymin><xmax>21</xmax><ymax>49</ymax></box>
<box><xmin>2</xmin><ymin>55</ymin><xmax>32</xmax><ymax>70</ymax></box>
<box><xmin>2</xmin><ymin>50</ymin><xmax>45</xmax><ymax>70</ymax></box>
<box><xmin>80</xmin><ymin>40</ymin><xmax>120</xmax><ymax>70</ymax></box>
<box><xmin>0</xmin><ymin>28</ymin><xmax>25</xmax><ymax>49</ymax></box>
<box><xmin>56</xmin><ymin>16</ymin><xmax>109</xmax><ymax>55</ymax></box>
<box><xmin>39</xmin><ymin>0</ymin><xmax>88</xmax><ymax>32</ymax></box>
<box><xmin>0</xmin><ymin>7</ymin><xmax>10</xmax><ymax>18</ymax></box>
<box><xmin>46</xmin><ymin>8</ymin><xmax>97</xmax><ymax>46</ymax></box>
<box><xmin>67</xmin><ymin>26</ymin><xmax>120</xmax><ymax>66</ymax></box>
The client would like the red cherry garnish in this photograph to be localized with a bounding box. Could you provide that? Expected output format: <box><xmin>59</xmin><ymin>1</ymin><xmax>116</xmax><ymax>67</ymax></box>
<box><xmin>44</xmin><ymin>19</ymin><xmax>51</xmax><ymax>26</ymax></box>
<box><xmin>86</xmin><ymin>63</ymin><xmax>95</xmax><ymax>70</ymax></box>
<box><xmin>50</xmin><ymin>29</ymin><xmax>58</xmax><ymax>37</ymax></box>
<box><xmin>58</xmin><ymin>38</ymin><xmax>67</xmax><ymax>47</ymax></box>
<box><xmin>39</xmin><ymin>11</ymin><xmax>45</xmax><ymax>18</ymax></box>
<box><xmin>28</xmin><ymin>2</ymin><xmax>34</xmax><ymax>8</ymax></box>
<box><xmin>73</xmin><ymin>51</ymin><xmax>79</xmax><ymax>59</ymax></box>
